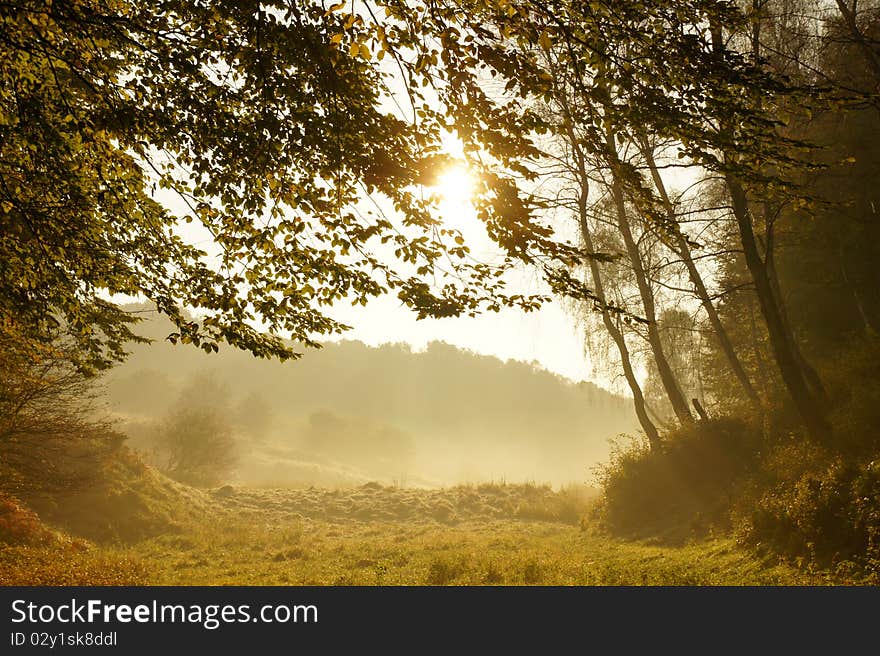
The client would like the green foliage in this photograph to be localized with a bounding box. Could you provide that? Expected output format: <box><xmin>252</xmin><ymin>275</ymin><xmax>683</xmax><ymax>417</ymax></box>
<box><xmin>4</xmin><ymin>0</ymin><xmax>832</xmax><ymax>374</ymax></box>
<box><xmin>3</xmin><ymin>0</ymin><xmax>880</xmax><ymax>586</ymax></box>
<box><xmin>596</xmin><ymin>403</ymin><xmax>880</xmax><ymax>575</ymax></box>
<box><xmin>0</xmin><ymin>0</ymin><xmax>545</xmax><ymax>372</ymax></box>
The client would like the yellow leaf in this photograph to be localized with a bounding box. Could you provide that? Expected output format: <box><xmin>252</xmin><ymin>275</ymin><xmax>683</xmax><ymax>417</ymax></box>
<box><xmin>539</xmin><ymin>31</ymin><xmax>552</xmax><ymax>51</ymax></box>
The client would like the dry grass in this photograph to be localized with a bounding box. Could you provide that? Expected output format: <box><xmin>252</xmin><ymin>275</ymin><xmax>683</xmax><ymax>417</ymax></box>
<box><xmin>0</xmin><ymin>478</ymin><xmax>850</xmax><ymax>586</ymax></box>
<box><xmin>211</xmin><ymin>481</ymin><xmax>594</xmax><ymax>526</ymax></box>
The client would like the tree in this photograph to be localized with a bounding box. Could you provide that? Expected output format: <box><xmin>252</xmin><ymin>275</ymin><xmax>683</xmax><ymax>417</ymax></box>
<box><xmin>0</xmin><ymin>0</ymin><xmax>545</xmax><ymax>374</ymax></box>
<box><xmin>0</xmin><ymin>343</ymin><xmax>121</xmax><ymax>494</ymax></box>
<box><xmin>375</xmin><ymin>0</ymin><xmax>840</xmax><ymax>439</ymax></box>
<box><xmin>636</xmin><ymin>137</ymin><xmax>760</xmax><ymax>409</ymax></box>
<box><xmin>602</xmin><ymin>126</ymin><xmax>695</xmax><ymax>425</ymax></box>
<box><xmin>642</xmin><ymin>309</ymin><xmax>705</xmax><ymax>422</ymax></box>
<box><xmin>2</xmin><ymin>0</ymin><xmax>862</xmax><ymax>446</ymax></box>
<box><xmin>157</xmin><ymin>407</ymin><xmax>237</xmax><ymax>487</ymax></box>
<box><xmin>704</xmin><ymin>16</ymin><xmax>832</xmax><ymax>441</ymax></box>
<box><xmin>574</xmin><ymin>192</ymin><xmax>662</xmax><ymax>448</ymax></box>
<box><xmin>831</xmin><ymin>0</ymin><xmax>880</xmax><ymax>90</ymax></box>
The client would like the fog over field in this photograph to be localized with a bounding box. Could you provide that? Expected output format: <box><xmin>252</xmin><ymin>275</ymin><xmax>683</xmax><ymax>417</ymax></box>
<box><xmin>104</xmin><ymin>308</ymin><xmax>636</xmax><ymax>488</ymax></box>
<box><xmin>5</xmin><ymin>0</ymin><xmax>880</xmax><ymax>591</ymax></box>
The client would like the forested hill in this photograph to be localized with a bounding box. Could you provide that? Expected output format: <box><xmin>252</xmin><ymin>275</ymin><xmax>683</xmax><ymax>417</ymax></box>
<box><xmin>104</xmin><ymin>309</ymin><xmax>636</xmax><ymax>486</ymax></box>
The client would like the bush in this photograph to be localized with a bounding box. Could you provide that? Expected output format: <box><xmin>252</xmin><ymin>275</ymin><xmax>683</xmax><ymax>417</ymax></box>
<box><xmin>740</xmin><ymin>457</ymin><xmax>880</xmax><ymax>571</ymax></box>
<box><xmin>594</xmin><ymin>419</ymin><xmax>762</xmax><ymax>541</ymax></box>
<box><xmin>157</xmin><ymin>408</ymin><xmax>237</xmax><ymax>487</ymax></box>
<box><xmin>0</xmin><ymin>493</ymin><xmax>53</xmax><ymax>545</ymax></box>
<box><xmin>594</xmin><ymin>414</ymin><xmax>880</xmax><ymax>575</ymax></box>
<box><xmin>0</xmin><ymin>344</ymin><xmax>125</xmax><ymax>498</ymax></box>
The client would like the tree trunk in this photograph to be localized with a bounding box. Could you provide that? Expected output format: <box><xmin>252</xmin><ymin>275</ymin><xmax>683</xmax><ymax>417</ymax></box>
<box><xmin>567</xmin><ymin>129</ymin><xmax>662</xmax><ymax>450</ymax></box>
<box><xmin>762</xmin><ymin>215</ymin><xmax>829</xmax><ymax>405</ymax></box>
<box><xmin>747</xmin><ymin>303</ymin><xmax>774</xmax><ymax>441</ymax></box>
<box><xmin>580</xmin><ymin>208</ymin><xmax>662</xmax><ymax>450</ymax></box>
<box><xmin>605</xmin><ymin>129</ymin><xmax>694</xmax><ymax>425</ymax></box>
<box><xmin>726</xmin><ymin>175</ymin><xmax>832</xmax><ymax>442</ymax></box>
<box><xmin>692</xmin><ymin>397</ymin><xmax>710</xmax><ymax>421</ymax></box>
<box><xmin>710</xmin><ymin>20</ymin><xmax>832</xmax><ymax>442</ymax></box>
<box><xmin>638</xmin><ymin>139</ymin><xmax>761</xmax><ymax>409</ymax></box>
<box><xmin>833</xmin><ymin>0</ymin><xmax>880</xmax><ymax>87</ymax></box>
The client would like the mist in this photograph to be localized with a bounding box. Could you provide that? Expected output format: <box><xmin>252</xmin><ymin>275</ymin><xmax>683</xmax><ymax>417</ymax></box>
<box><xmin>5</xmin><ymin>0</ymin><xmax>879</xmax><ymax>591</ymax></box>
<box><xmin>104</xmin><ymin>306</ymin><xmax>636</xmax><ymax>488</ymax></box>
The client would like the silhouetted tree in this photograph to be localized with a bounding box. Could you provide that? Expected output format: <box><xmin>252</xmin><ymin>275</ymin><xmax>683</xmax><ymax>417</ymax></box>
<box><xmin>157</xmin><ymin>408</ymin><xmax>237</xmax><ymax>487</ymax></box>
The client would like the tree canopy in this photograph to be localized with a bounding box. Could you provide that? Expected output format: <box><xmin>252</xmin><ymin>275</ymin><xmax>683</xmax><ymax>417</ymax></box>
<box><xmin>3</xmin><ymin>0</ymin><xmax>880</xmax><ymax>445</ymax></box>
<box><xmin>1</xmin><ymin>0</ymin><xmax>554</xmax><ymax>372</ymax></box>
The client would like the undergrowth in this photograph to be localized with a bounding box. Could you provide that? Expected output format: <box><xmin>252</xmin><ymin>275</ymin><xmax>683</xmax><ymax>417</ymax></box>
<box><xmin>593</xmin><ymin>418</ymin><xmax>880</xmax><ymax>581</ymax></box>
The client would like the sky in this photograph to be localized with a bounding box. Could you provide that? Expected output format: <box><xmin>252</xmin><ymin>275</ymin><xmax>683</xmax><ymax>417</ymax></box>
<box><xmin>325</xmin><ymin>268</ymin><xmax>594</xmax><ymax>385</ymax></box>
<box><xmin>324</xmin><ymin>149</ymin><xmax>597</xmax><ymax>386</ymax></box>
<box><xmin>146</xmin><ymin>136</ymin><xmax>603</xmax><ymax>391</ymax></box>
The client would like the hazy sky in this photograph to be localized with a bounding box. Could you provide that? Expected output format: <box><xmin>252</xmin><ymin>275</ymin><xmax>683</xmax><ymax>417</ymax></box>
<box><xmin>326</xmin><ymin>272</ymin><xmax>593</xmax><ymax>384</ymax></box>
<box><xmin>326</xmin><ymin>156</ymin><xmax>595</xmax><ymax>385</ymax></box>
<box><xmin>148</xmin><ymin>134</ymin><xmax>598</xmax><ymax>388</ymax></box>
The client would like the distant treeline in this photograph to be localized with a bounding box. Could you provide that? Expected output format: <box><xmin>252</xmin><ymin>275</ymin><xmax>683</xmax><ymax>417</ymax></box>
<box><xmin>104</xmin><ymin>307</ymin><xmax>635</xmax><ymax>486</ymax></box>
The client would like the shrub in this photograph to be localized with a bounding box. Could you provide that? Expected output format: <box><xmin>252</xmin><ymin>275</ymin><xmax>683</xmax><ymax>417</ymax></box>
<box><xmin>594</xmin><ymin>419</ymin><xmax>762</xmax><ymax>540</ymax></box>
<box><xmin>157</xmin><ymin>407</ymin><xmax>237</xmax><ymax>487</ymax></box>
<box><xmin>594</xmin><ymin>414</ymin><xmax>880</xmax><ymax>575</ymax></box>
<box><xmin>0</xmin><ymin>493</ymin><xmax>53</xmax><ymax>545</ymax></box>
<box><xmin>740</xmin><ymin>458</ymin><xmax>880</xmax><ymax>570</ymax></box>
<box><xmin>0</xmin><ymin>344</ymin><xmax>125</xmax><ymax>498</ymax></box>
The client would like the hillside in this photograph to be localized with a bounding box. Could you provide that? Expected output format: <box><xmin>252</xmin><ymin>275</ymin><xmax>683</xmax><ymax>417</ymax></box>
<box><xmin>102</xmin><ymin>308</ymin><xmax>636</xmax><ymax>487</ymax></box>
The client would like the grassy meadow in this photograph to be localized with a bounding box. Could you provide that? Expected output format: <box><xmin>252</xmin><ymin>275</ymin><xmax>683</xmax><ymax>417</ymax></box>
<box><xmin>0</xmin><ymin>476</ymin><xmax>847</xmax><ymax>586</ymax></box>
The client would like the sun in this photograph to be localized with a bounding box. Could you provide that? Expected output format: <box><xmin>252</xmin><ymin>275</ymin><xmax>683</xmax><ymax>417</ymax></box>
<box><xmin>434</xmin><ymin>163</ymin><xmax>476</xmax><ymax>207</ymax></box>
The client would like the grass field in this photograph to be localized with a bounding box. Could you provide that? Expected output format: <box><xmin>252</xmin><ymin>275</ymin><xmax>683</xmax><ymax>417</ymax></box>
<box><xmin>0</xmin><ymin>482</ymin><xmax>845</xmax><ymax>585</ymax></box>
